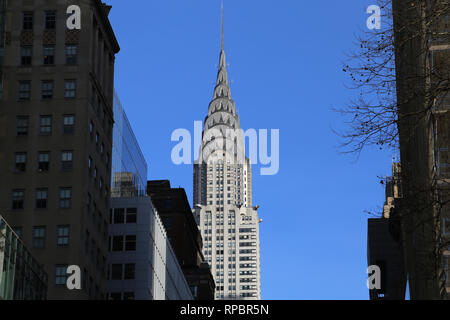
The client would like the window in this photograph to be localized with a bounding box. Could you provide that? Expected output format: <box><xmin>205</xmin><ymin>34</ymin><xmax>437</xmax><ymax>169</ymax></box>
<box><xmin>35</xmin><ymin>188</ymin><xmax>48</xmax><ymax>209</ymax></box>
<box><xmin>65</xmin><ymin>45</ymin><xmax>78</xmax><ymax>65</ymax></box>
<box><xmin>43</xmin><ymin>46</ymin><xmax>55</xmax><ymax>65</ymax></box>
<box><xmin>63</xmin><ymin>115</ymin><xmax>75</xmax><ymax>134</ymax></box>
<box><xmin>124</xmin><ymin>264</ymin><xmax>135</xmax><ymax>280</ymax></box>
<box><xmin>61</xmin><ymin>151</ymin><xmax>73</xmax><ymax>170</ymax></box>
<box><xmin>55</xmin><ymin>265</ymin><xmax>68</xmax><ymax>286</ymax></box>
<box><xmin>112</xmin><ymin>236</ymin><xmax>123</xmax><ymax>251</ymax></box>
<box><xmin>64</xmin><ymin>80</ymin><xmax>76</xmax><ymax>98</ymax></box>
<box><xmin>57</xmin><ymin>226</ymin><xmax>70</xmax><ymax>247</ymax></box>
<box><xmin>38</xmin><ymin>152</ymin><xmax>50</xmax><ymax>172</ymax></box>
<box><xmin>111</xmin><ymin>264</ymin><xmax>123</xmax><ymax>280</ymax></box>
<box><xmin>16</xmin><ymin>116</ymin><xmax>29</xmax><ymax>136</ymax></box>
<box><xmin>125</xmin><ymin>235</ymin><xmax>136</xmax><ymax>251</ymax></box>
<box><xmin>59</xmin><ymin>188</ymin><xmax>72</xmax><ymax>208</ymax></box>
<box><xmin>33</xmin><ymin>226</ymin><xmax>46</xmax><ymax>248</ymax></box>
<box><xmin>41</xmin><ymin>80</ymin><xmax>53</xmax><ymax>99</ymax></box>
<box><xmin>12</xmin><ymin>190</ymin><xmax>25</xmax><ymax>209</ymax></box>
<box><xmin>20</xmin><ymin>46</ymin><xmax>32</xmax><ymax>66</ymax></box>
<box><xmin>22</xmin><ymin>12</ymin><xmax>33</xmax><ymax>30</ymax></box>
<box><xmin>39</xmin><ymin>116</ymin><xmax>52</xmax><ymax>135</ymax></box>
<box><xmin>15</xmin><ymin>152</ymin><xmax>27</xmax><ymax>172</ymax></box>
<box><xmin>114</xmin><ymin>208</ymin><xmax>125</xmax><ymax>224</ymax></box>
<box><xmin>126</xmin><ymin>208</ymin><xmax>137</xmax><ymax>224</ymax></box>
<box><xmin>18</xmin><ymin>81</ymin><xmax>31</xmax><ymax>100</ymax></box>
<box><xmin>45</xmin><ymin>11</ymin><xmax>56</xmax><ymax>30</ymax></box>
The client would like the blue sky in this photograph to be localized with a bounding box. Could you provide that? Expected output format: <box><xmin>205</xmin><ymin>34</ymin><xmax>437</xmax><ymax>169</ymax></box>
<box><xmin>107</xmin><ymin>0</ymin><xmax>394</xmax><ymax>299</ymax></box>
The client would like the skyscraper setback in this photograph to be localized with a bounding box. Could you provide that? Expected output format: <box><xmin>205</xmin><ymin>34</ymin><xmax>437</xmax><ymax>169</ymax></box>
<box><xmin>193</xmin><ymin>4</ymin><xmax>262</xmax><ymax>300</ymax></box>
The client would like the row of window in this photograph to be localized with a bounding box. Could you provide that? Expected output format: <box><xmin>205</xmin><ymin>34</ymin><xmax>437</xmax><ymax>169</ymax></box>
<box><xmin>109</xmin><ymin>208</ymin><xmax>138</xmax><ymax>224</ymax></box>
<box><xmin>21</xmin><ymin>11</ymin><xmax>57</xmax><ymax>31</ymax></box>
<box><xmin>20</xmin><ymin>45</ymin><xmax>78</xmax><ymax>66</ymax></box>
<box><xmin>14</xmin><ymin>150</ymin><xmax>74</xmax><ymax>173</ymax></box>
<box><xmin>110</xmin><ymin>263</ymin><xmax>136</xmax><ymax>280</ymax></box>
<box><xmin>12</xmin><ymin>188</ymin><xmax>72</xmax><ymax>210</ymax></box>
<box><xmin>109</xmin><ymin>235</ymin><xmax>137</xmax><ymax>252</ymax></box>
<box><xmin>13</xmin><ymin>225</ymin><xmax>70</xmax><ymax>249</ymax></box>
<box><xmin>18</xmin><ymin>79</ymin><xmax>76</xmax><ymax>100</ymax></box>
<box><xmin>16</xmin><ymin>114</ymin><xmax>75</xmax><ymax>136</ymax></box>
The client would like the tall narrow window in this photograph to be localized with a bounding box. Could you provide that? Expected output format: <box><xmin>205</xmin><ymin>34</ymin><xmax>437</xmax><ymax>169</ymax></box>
<box><xmin>59</xmin><ymin>188</ymin><xmax>72</xmax><ymax>208</ymax></box>
<box><xmin>63</xmin><ymin>115</ymin><xmax>75</xmax><ymax>134</ymax></box>
<box><xmin>38</xmin><ymin>152</ymin><xmax>50</xmax><ymax>172</ymax></box>
<box><xmin>20</xmin><ymin>46</ymin><xmax>32</xmax><ymax>66</ymax></box>
<box><xmin>15</xmin><ymin>152</ymin><xmax>27</xmax><ymax>172</ymax></box>
<box><xmin>55</xmin><ymin>265</ymin><xmax>68</xmax><ymax>286</ymax></box>
<box><xmin>43</xmin><ymin>46</ymin><xmax>55</xmax><ymax>65</ymax></box>
<box><xmin>126</xmin><ymin>208</ymin><xmax>137</xmax><ymax>224</ymax></box>
<box><xmin>45</xmin><ymin>11</ymin><xmax>56</xmax><ymax>30</ymax></box>
<box><xmin>125</xmin><ymin>235</ymin><xmax>136</xmax><ymax>251</ymax></box>
<box><xmin>39</xmin><ymin>116</ymin><xmax>52</xmax><ymax>135</ymax></box>
<box><xmin>124</xmin><ymin>264</ymin><xmax>135</xmax><ymax>280</ymax></box>
<box><xmin>61</xmin><ymin>151</ymin><xmax>73</xmax><ymax>170</ymax></box>
<box><xmin>16</xmin><ymin>116</ymin><xmax>29</xmax><ymax>136</ymax></box>
<box><xmin>22</xmin><ymin>12</ymin><xmax>33</xmax><ymax>30</ymax></box>
<box><xmin>88</xmin><ymin>156</ymin><xmax>93</xmax><ymax>173</ymax></box>
<box><xmin>112</xmin><ymin>236</ymin><xmax>123</xmax><ymax>251</ymax></box>
<box><xmin>64</xmin><ymin>80</ymin><xmax>76</xmax><ymax>98</ymax></box>
<box><xmin>41</xmin><ymin>80</ymin><xmax>54</xmax><ymax>99</ymax></box>
<box><xmin>32</xmin><ymin>226</ymin><xmax>46</xmax><ymax>248</ymax></box>
<box><xmin>111</xmin><ymin>264</ymin><xmax>123</xmax><ymax>280</ymax></box>
<box><xmin>35</xmin><ymin>188</ymin><xmax>48</xmax><ymax>209</ymax></box>
<box><xmin>18</xmin><ymin>81</ymin><xmax>31</xmax><ymax>100</ymax></box>
<box><xmin>56</xmin><ymin>226</ymin><xmax>70</xmax><ymax>247</ymax></box>
<box><xmin>12</xmin><ymin>190</ymin><xmax>25</xmax><ymax>209</ymax></box>
<box><xmin>113</xmin><ymin>208</ymin><xmax>125</xmax><ymax>224</ymax></box>
<box><xmin>65</xmin><ymin>45</ymin><xmax>78</xmax><ymax>65</ymax></box>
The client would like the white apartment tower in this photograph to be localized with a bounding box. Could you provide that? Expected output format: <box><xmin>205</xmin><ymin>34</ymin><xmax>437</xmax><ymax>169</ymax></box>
<box><xmin>193</xmin><ymin>3</ymin><xmax>262</xmax><ymax>300</ymax></box>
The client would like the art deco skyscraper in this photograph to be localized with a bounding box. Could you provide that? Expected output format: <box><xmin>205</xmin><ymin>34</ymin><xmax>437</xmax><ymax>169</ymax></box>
<box><xmin>193</xmin><ymin>3</ymin><xmax>262</xmax><ymax>300</ymax></box>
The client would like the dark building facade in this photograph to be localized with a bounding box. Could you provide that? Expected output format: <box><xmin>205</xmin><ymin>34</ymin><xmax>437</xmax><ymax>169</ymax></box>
<box><xmin>0</xmin><ymin>215</ymin><xmax>48</xmax><ymax>300</ymax></box>
<box><xmin>0</xmin><ymin>0</ymin><xmax>119</xmax><ymax>299</ymax></box>
<box><xmin>392</xmin><ymin>0</ymin><xmax>450</xmax><ymax>299</ymax></box>
<box><xmin>147</xmin><ymin>180</ymin><xmax>215</xmax><ymax>300</ymax></box>
<box><xmin>368</xmin><ymin>163</ymin><xmax>407</xmax><ymax>300</ymax></box>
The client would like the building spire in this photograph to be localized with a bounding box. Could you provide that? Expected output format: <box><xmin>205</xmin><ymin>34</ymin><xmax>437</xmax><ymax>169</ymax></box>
<box><xmin>221</xmin><ymin>0</ymin><xmax>224</xmax><ymax>51</ymax></box>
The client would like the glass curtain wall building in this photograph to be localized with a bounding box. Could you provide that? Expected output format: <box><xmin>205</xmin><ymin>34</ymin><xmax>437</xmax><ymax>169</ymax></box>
<box><xmin>111</xmin><ymin>91</ymin><xmax>148</xmax><ymax>197</ymax></box>
<box><xmin>0</xmin><ymin>215</ymin><xmax>48</xmax><ymax>300</ymax></box>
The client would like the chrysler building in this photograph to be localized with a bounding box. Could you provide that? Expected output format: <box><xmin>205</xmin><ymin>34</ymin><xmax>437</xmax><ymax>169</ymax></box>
<box><xmin>193</xmin><ymin>2</ymin><xmax>262</xmax><ymax>300</ymax></box>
